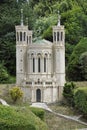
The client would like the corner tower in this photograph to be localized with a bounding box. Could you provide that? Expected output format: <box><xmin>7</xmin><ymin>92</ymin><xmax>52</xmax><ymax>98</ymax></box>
<box><xmin>53</xmin><ymin>11</ymin><xmax>65</xmax><ymax>98</ymax></box>
<box><xmin>15</xmin><ymin>9</ymin><xmax>32</xmax><ymax>85</ymax></box>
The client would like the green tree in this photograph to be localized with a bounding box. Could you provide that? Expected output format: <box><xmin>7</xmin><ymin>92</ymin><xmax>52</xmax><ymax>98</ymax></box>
<box><xmin>34</xmin><ymin>15</ymin><xmax>57</xmax><ymax>38</ymax></box>
<box><xmin>0</xmin><ymin>63</ymin><xmax>9</xmax><ymax>83</ymax></box>
<box><xmin>79</xmin><ymin>52</ymin><xmax>87</xmax><ymax>80</ymax></box>
<box><xmin>59</xmin><ymin>1</ymin><xmax>70</xmax><ymax>12</ymax></box>
<box><xmin>62</xmin><ymin>7</ymin><xmax>84</xmax><ymax>44</ymax></box>
<box><xmin>42</xmin><ymin>26</ymin><xmax>52</xmax><ymax>41</ymax></box>
<box><xmin>10</xmin><ymin>86</ymin><xmax>23</xmax><ymax>103</ymax></box>
<box><xmin>65</xmin><ymin>43</ymin><xmax>75</xmax><ymax>66</ymax></box>
<box><xmin>0</xmin><ymin>0</ymin><xmax>35</xmax><ymax>76</ymax></box>
<box><xmin>67</xmin><ymin>37</ymin><xmax>87</xmax><ymax>81</ymax></box>
<box><xmin>33</xmin><ymin>0</ymin><xmax>54</xmax><ymax>17</ymax></box>
<box><xmin>76</xmin><ymin>0</ymin><xmax>87</xmax><ymax>14</ymax></box>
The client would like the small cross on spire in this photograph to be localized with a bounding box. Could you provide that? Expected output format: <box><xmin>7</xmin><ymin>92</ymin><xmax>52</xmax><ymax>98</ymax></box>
<box><xmin>57</xmin><ymin>10</ymin><xmax>61</xmax><ymax>26</ymax></box>
<box><xmin>21</xmin><ymin>9</ymin><xmax>24</xmax><ymax>26</ymax></box>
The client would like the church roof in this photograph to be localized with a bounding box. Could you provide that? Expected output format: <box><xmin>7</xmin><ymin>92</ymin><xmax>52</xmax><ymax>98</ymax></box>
<box><xmin>33</xmin><ymin>38</ymin><xmax>52</xmax><ymax>45</ymax></box>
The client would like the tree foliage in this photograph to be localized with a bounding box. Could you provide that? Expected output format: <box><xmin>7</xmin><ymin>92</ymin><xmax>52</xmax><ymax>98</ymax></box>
<box><xmin>65</xmin><ymin>43</ymin><xmax>75</xmax><ymax>66</ymax></box>
<box><xmin>0</xmin><ymin>63</ymin><xmax>9</xmax><ymax>83</ymax></box>
<box><xmin>67</xmin><ymin>37</ymin><xmax>87</xmax><ymax>81</ymax></box>
<box><xmin>0</xmin><ymin>0</ymin><xmax>34</xmax><ymax>77</ymax></box>
<box><xmin>0</xmin><ymin>0</ymin><xmax>87</xmax><ymax>81</ymax></box>
<box><xmin>79</xmin><ymin>52</ymin><xmax>87</xmax><ymax>80</ymax></box>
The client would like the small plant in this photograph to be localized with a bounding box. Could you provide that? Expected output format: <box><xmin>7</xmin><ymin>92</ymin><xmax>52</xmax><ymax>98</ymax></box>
<box><xmin>10</xmin><ymin>86</ymin><xmax>23</xmax><ymax>103</ymax></box>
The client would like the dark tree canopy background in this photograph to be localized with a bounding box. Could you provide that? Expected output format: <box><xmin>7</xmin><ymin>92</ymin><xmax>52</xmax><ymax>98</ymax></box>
<box><xmin>0</xmin><ymin>0</ymin><xmax>87</xmax><ymax>82</ymax></box>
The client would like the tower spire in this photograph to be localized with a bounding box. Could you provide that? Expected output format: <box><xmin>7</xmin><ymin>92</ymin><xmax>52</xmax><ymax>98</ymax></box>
<box><xmin>57</xmin><ymin>11</ymin><xmax>61</xmax><ymax>26</ymax></box>
<box><xmin>21</xmin><ymin>9</ymin><xmax>24</xmax><ymax>26</ymax></box>
<box><xmin>26</xmin><ymin>17</ymin><xmax>28</xmax><ymax>26</ymax></box>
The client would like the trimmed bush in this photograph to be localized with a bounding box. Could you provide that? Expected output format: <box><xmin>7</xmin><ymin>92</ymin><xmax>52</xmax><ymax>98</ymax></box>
<box><xmin>30</xmin><ymin>107</ymin><xmax>45</xmax><ymax>121</ymax></box>
<box><xmin>74</xmin><ymin>87</ymin><xmax>87</xmax><ymax>116</ymax></box>
<box><xmin>10</xmin><ymin>86</ymin><xmax>23</xmax><ymax>103</ymax></box>
<box><xmin>0</xmin><ymin>105</ymin><xmax>48</xmax><ymax>130</ymax></box>
<box><xmin>63</xmin><ymin>82</ymin><xmax>75</xmax><ymax>106</ymax></box>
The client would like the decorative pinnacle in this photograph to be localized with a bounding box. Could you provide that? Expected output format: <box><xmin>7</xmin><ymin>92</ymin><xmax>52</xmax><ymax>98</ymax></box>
<box><xmin>57</xmin><ymin>10</ymin><xmax>61</xmax><ymax>26</ymax></box>
<box><xmin>21</xmin><ymin>9</ymin><xmax>23</xmax><ymax>26</ymax></box>
<box><xmin>26</xmin><ymin>17</ymin><xmax>28</xmax><ymax>25</ymax></box>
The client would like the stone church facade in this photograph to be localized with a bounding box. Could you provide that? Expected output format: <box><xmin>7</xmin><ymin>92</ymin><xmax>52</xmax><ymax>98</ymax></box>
<box><xmin>15</xmin><ymin>11</ymin><xmax>65</xmax><ymax>103</ymax></box>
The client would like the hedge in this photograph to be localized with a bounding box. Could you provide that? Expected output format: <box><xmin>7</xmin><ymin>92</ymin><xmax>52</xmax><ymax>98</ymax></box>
<box><xmin>63</xmin><ymin>82</ymin><xmax>75</xmax><ymax>106</ymax></box>
<box><xmin>30</xmin><ymin>107</ymin><xmax>45</xmax><ymax>121</ymax></box>
<box><xmin>74</xmin><ymin>87</ymin><xmax>87</xmax><ymax>115</ymax></box>
<box><xmin>0</xmin><ymin>105</ymin><xmax>48</xmax><ymax>130</ymax></box>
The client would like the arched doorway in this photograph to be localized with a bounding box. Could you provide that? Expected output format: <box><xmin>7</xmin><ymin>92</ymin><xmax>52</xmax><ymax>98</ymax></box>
<box><xmin>36</xmin><ymin>89</ymin><xmax>41</xmax><ymax>102</ymax></box>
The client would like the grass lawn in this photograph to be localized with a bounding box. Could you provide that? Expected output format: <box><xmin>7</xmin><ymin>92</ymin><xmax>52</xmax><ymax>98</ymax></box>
<box><xmin>45</xmin><ymin>103</ymin><xmax>87</xmax><ymax>130</ymax></box>
<box><xmin>48</xmin><ymin>103</ymin><xmax>78</xmax><ymax>116</ymax></box>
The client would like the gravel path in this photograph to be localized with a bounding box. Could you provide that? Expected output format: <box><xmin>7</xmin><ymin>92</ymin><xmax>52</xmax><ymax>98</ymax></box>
<box><xmin>0</xmin><ymin>98</ymin><xmax>9</xmax><ymax>106</ymax></box>
<box><xmin>31</xmin><ymin>103</ymin><xmax>87</xmax><ymax>127</ymax></box>
<box><xmin>31</xmin><ymin>102</ymin><xmax>52</xmax><ymax>112</ymax></box>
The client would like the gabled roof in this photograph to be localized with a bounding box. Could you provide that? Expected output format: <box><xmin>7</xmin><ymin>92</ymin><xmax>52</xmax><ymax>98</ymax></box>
<box><xmin>33</xmin><ymin>38</ymin><xmax>52</xmax><ymax>45</ymax></box>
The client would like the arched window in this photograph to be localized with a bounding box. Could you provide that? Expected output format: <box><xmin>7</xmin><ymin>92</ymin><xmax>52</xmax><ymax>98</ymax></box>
<box><xmin>33</xmin><ymin>58</ymin><xmax>35</xmax><ymax>73</ymax></box>
<box><xmin>17</xmin><ymin>32</ymin><xmax>19</xmax><ymax>41</ymax></box>
<box><xmin>38</xmin><ymin>57</ymin><xmax>40</xmax><ymax>72</ymax></box>
<box><xmin>29</xmin><ymin>36</ymin><xmax>31</xmax><ymax>44</ymax></box>
<box><xmin>31</xmin><ymin>53</ymin><xmax>34</xmax><ymax>57</ymax></box>
<box><xmin>54</xmin><ymin>32</ymin><xmax>56</xmax><ymax>41</ymax></box>
<box><xmin>61</xmin><ymin>32</ymin><xmax>63</xmax><ymax>41</ymax></box>
<box><xmin>27</xmin><ymin>36</ymin><xmax>28</xmax><ymax>44</ymax></box>
<box><xmin>57</xmin><ymin>32</ymin><xmax>59</xmax><ymax>41</ymax></box>
<box><xmin>24</xmin><ymin>32</ymin><xmax>26</xmax><ymax>41</ymax></box>
<box><xmin>44</xmin><ymin>57</ymin><xmax>46</xmax><ymax>72</ymax></box>
<box><xmin>20</xmin><ymin>32</ymin><xmax>22</xmax><ymax>41</ymax></box>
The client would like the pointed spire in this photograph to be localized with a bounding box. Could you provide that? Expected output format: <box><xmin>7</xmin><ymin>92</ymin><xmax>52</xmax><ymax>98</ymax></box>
<box><xmin>57</xmin><ymin>10</ymin><xmax>61</xmax><ymax>26</ymax></box>
<box><xmin>21</xmin><ymin>9</ymin><xmax>24</xmax><ymax>26</ymax></box>
<box><xmin>26</xmin><ymin>17</ymin><xmax>28</xmax><ymax>26</ymax></box>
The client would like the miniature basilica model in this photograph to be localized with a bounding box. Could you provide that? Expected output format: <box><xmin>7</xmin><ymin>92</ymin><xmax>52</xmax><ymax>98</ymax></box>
<box><xmin>15</xmin><ymin>10</ymin><xmax>65</xmax><ymax>103</ymax></box>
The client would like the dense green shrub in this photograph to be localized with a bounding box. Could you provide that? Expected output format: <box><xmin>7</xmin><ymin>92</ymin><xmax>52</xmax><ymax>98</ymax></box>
<box><xmin>74</xmin><ymin>87</ymin><xmax>87</xmax><ymax>116</ymax></box>
<box><xmin>79</xmin><ymin>52</ymin><xmax>87</xmax><ymax>80</ymax></box>
<box><xmin>63</xmin><ymin>82</ymin><xmax>75</xmax><ymax>106</ymax></box>
<box><xmin>67</xmin><ymin>37</ymin><xmax>87</xmax><ymax>81</ymax></box>
<box><xmin>30</xmin><ymin>107</ymin><xmax>45</xmax><ymax>121</ymax></box>
<box><xmin>0</xmin><ymin>105</ymin><xmax>48</xmax><ymax>130</ymax></box>
<box><xmin>10</xmin><ymin>86</ymin><xmax>23</xmax><ymax>103</ymax></box>
<box><xmin>0</xmin><ymin>63</ymin><xmax>9</xmax><ymax>83</ymax></box>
